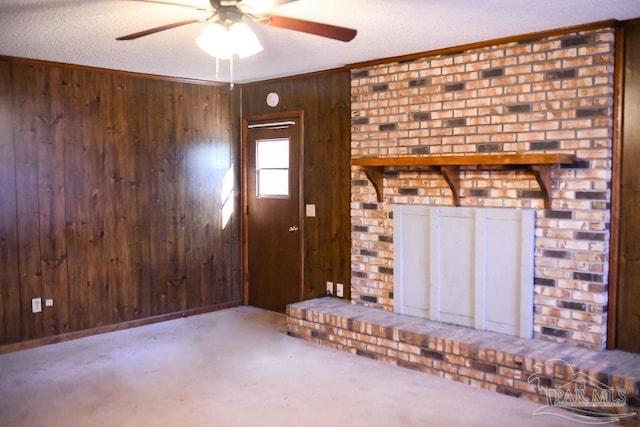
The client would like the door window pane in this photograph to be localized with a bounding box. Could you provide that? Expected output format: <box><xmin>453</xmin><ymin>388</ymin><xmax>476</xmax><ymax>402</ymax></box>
<box><xmin>257</xmin><ymin>139</ymin><xmax>289</xmax><ymax>169</ymax></box>
<box><xmin>258</xmin><ymin>169</ymin><xmax>288</xmax><ymax>196</ymax></box>
<box><xmin>256</xmin><ymin>138</ymin><xmax>289</xmax><ymax>197</ymax></box>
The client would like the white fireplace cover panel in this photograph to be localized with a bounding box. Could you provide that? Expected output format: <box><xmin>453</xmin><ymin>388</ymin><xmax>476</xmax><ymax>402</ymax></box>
<box><xmin>393</xmin><ymin>205</ymin><xmax>534</xmax><ymax>338</ymax></box>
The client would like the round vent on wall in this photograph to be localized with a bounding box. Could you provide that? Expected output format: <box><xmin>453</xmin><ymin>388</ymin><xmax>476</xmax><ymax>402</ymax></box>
<box><xmin>266</xmin><ymin>92</ymin><xmax>279</xmax><ymax>107</ymax></box>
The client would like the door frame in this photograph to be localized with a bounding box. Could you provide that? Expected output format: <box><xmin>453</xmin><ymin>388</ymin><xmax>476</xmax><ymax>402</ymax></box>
<box><xmin>241</xmin><ymin>111</ymin><xmax>305</xmax><ymax>306</ymax></box>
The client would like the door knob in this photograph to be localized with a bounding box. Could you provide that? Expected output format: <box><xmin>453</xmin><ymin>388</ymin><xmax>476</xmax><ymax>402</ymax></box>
<box><xmin>288</xmin><ymin>225</ymin><xmax>299</xmax><ymax>232</ymax></box>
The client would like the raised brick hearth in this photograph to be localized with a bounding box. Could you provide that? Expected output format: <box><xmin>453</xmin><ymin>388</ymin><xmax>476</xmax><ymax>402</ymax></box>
<box><xmin>287</xmin><ymin>298</ymin><xmax>640</xmax><ymax>425</ymax></box>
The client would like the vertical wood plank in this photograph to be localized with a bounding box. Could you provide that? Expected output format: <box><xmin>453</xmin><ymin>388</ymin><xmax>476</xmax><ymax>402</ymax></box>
<box><xmin>35</xmin><ymin>65</ymin><xmax>70</xmax><ymax>336</ymax></box>
<box><xmin>228</xmin><ymin>87</ymin><xmax>242</xmax><ymax>303</ymax></box>
<box><xmin>302</xmin><ymin>78</ymin><xmax>321</xmax><ymax>299</ymax></box>
<box><xmin>184</xmin><ymin>84</ymin><xmax>199</xmax><ymax>308</ymax></box>
<box><xmin>147</xmin><ymin>80</ymin><xmax>168</xmax><ymax>315</ymax></box>
<box><xmin>12</xmin><ymin>63</ymin><xmax>44</xmax><ymax>340</ymax></box>
<box><xmin>617</xmin><ymin>22</ymin><xmax>640</xmax><ymax>352</ymax></box>
<box><xmin>0</xmin><ymin>60</ymin><xmax>22</xmax><ymax>344</ymax></box>
<box><xmin>85</xmin><ymin>69</ymin><xmax>109</xmax><ymax>327</ymax></box>
<box><xmin>162</xmin><ymin>82</ymin><xmax>187</xmax><ymax>313</ymax></box>
<box><xmin>63</xmin><ymin>68</ymin><xmax>91</xmax><ymax>331</ymax></box>
<box><xmin>215</xmin><ymin>89</ymin><xmax>233</xmax><ymax>304</ymax></box>
<box><xmin>185</xmin><ymin>84</ymin><xmax>208</xmax><ymax>308</ymax></box>
<box><xmin>100</xmin><ymin>72</ymin><xmax>117</xmax><ymax>325</ymax></box>
<box><xmin>330</xmin><ymin>72</ymin><xmax>351</xmax><ymax>299</ymax></box>
<box><xmin>123</xmin><ymin>76</ymin><xmax>151</xmax><ymax>320</ymax></box>
<box><xmin>102</xmin><ymin>74</ymin><xmax>129</xmax><ymax>323</ymax></box>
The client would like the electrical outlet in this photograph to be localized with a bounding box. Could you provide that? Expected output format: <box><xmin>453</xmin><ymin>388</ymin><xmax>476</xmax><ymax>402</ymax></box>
<box><xmin>31</xmin><ymin>297</ymin><xmax>42</xmax><ymax>313</ymax></box>
<box><xmin>45</xmin><ymin>299</ymin><xmax>54</xmax><ymax>307</ymax></box>
<box><xmin>336</xmin><ymin>283</ymin><xmax>344</xmax><ymax>298</ymax></box>
<box><xmin>326</xmin><ymin>281</ymin><xmax>333</xmax><ymax>295</ymax></box>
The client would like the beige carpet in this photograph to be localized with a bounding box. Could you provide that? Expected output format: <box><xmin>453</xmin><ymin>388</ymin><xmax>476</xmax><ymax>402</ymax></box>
<box><xmin>0</xmin><ymin>306</ymin><xmax>583</xmax><ymax>427</ymax></box>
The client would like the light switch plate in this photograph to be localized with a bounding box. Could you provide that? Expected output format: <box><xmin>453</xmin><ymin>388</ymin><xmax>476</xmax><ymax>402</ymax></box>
<box><xmin>306</xmin><ymin>204</ymin><xmax>316</xmax><ymax>217</ymax></box>
<box><xmin>32</xmin><ymin>297</ymin><xmax>42</xmax><ymax>313</ymax></box>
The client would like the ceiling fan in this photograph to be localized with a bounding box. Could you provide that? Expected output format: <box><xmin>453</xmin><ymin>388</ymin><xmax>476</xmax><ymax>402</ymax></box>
<box><xmin>116</xmin><ymin>0</ymin><xmax>357</xmax><ymax>43</ymax></box>
<box><xmin>117</xmin><ymin>1</ymin><xmax>356</xmax><ymax>85</ymax></box>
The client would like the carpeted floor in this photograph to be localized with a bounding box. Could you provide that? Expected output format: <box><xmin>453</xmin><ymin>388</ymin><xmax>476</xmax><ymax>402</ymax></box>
<box><xmin>0</xmin><ymin>306</ymin><xmax>584</xmax><ymax>426</ymax></box>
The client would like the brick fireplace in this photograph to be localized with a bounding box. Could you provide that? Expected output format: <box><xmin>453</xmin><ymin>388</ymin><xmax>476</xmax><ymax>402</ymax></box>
<box><xmin>350</xmin><ymin>27</ymin><xmax>614</xmax><ymax>350</ymax></box>
<box><xmin>287</xmin><ymin>25</ymin><xmax>639</xmax><ymax>422</ymax></box>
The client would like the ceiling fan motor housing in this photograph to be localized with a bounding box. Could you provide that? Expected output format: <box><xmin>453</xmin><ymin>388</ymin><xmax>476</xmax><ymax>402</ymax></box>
<box><xmin>211</xmin><ymin>0</ymin><xmax>250</xmax><ymax>26</ymax></box>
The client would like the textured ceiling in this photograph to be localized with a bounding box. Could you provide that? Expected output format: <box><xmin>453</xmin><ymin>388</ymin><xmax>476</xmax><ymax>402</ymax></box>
<box><xmin>1</xmin><ymin>0</ymin><xmax>639</xmax><ymax>84</ymax></box>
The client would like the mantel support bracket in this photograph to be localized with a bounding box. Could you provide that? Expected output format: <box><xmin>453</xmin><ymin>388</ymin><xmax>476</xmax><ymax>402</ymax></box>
<box><xmin>355</xmin><ymin>155</ymin><xmax>569</xmax><ymax>208</ymax></box>
<box><xmin>363</xmin><ymin>166</ymin><xmax>384</xmax><ymax>202</ymax></box>
<box><xmin>530</xmin><ymin>165</ymin><xmax>552</xmax><ymax>209</ymax></box>
<box><xmin>439</xmin><ymin>166</ymin><xmax>461</xmax><ymax>206</ymax></box>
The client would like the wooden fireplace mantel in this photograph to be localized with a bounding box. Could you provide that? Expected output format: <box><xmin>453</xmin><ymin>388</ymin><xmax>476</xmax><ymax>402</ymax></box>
<box><xmin>351</xmin><ymin>153</ymin><xmax>575</xmax><ymax>208</ymax></box>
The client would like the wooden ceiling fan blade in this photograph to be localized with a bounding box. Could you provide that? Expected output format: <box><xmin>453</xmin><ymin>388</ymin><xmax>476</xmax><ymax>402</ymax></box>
<box><xmin>263</xmin><ymin>14</ymin><xmax>356</xmax><ymax>42</ymax></box>
<box><xmin>123</xmin><ymin>0</ymin><xmax>210</xmax><ymax>11</ymax></box>
<box><xmin>116</xmin><ymin>18</ymin><xmax>201</xmax><ymax>40</ymax></box>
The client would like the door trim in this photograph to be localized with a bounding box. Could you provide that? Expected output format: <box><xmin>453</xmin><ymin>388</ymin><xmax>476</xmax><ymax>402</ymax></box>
<box><xmin>241</xmin><ymin>111</ymin><xmax>305</xmax><ymax>306</ymax></box>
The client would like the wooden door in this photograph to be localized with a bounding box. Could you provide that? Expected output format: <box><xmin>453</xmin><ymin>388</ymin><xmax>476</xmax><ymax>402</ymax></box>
<box><xmin>617</xmin><ymin>22</ymin><xmax>640</xmax><ymax>353</ymax></box>
<box><xmin>245</xmin><ymin>117</ymin><xmax>303</xmax><ymax>312</ymax></box>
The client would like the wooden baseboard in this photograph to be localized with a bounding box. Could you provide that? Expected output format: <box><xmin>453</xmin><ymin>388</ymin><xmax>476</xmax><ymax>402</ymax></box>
<box><xmin>0</xmin><ymin>301</ymin><xmax>242</xmax><ymax>355</ymax></box>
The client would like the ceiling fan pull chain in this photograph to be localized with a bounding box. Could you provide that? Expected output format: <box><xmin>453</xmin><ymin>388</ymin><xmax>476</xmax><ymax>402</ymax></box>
<box><xmin>216</xmin><ymin>57</ymin><xmax>220</xmax><ymax>81</ymax></box>
<box><xmin>230</xmin><ymin>55</ymin><xmax>235</xmax><ymax>90</ymax></box>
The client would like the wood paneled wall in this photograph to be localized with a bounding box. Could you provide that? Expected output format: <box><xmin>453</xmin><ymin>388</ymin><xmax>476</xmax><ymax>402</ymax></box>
<box><xmin>616</xmin><ymin>21</ymin><xmax>640</xmax><ymax>352</ymax></box>
<box><xmin>241</xmin><ymin>70</ymin><xmax>352</xmax><ymax>299</ymax></box>
<box><xmin>0</xmin><ymin>59</ymin><xmax>241</xmax><ymax>345</ymax></box>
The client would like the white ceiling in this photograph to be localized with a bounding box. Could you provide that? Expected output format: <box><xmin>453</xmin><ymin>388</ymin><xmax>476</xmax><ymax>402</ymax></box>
<box><xmin>1</xmin><ymin>0</ymin><xmax>639</xmax><ymax>84</ymax></box>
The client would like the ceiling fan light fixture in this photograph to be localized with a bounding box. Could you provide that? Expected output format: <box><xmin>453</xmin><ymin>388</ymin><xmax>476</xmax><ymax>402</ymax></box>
<box><xmin>229</xmin><ymin>22</ymin><xmax>264</xmax><ymax>58</ymax></box>
<box><xmin>196</xmin><ymin>22</ymin><xmax>263</xmax><ymax>60</ymax></box>
<box><xmin>196</xmin><ymin>23</ymin><xmax>232</xmax><ymax>59</ymax></box>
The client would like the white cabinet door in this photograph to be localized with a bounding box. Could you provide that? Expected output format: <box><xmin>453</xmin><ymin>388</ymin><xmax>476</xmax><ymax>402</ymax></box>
<box><xmin>394</xmin><ymin>205</ymin><xmax>534</xmax><ymax>338</ymax></box>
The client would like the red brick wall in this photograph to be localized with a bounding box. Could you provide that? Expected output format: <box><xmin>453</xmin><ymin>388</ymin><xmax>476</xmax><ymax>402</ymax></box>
<box><xmin>350</xmin><ymin>28</ymin><xmax>615</xmax><ymax>350</ymax></box>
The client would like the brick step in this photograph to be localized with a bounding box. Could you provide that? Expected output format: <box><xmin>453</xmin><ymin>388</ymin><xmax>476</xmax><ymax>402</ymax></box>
<box><xmin>287</xmin><ymin>298</ymin><xmax>640</xmax><ymax>425</ymax></box>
